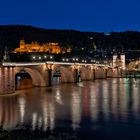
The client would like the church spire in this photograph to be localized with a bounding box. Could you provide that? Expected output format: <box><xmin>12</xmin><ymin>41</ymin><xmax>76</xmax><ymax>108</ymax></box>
<box><xmin>2</xmin><ymin>47</ymin><xmax>10</xmax><ymax>62</ymax></box>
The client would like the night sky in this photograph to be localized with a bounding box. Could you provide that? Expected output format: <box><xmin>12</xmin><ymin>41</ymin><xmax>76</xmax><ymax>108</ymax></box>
<box><xmin>0</xmin><ymin>0</ymin><xmax>140</xmax><ymax>32</ymax></box>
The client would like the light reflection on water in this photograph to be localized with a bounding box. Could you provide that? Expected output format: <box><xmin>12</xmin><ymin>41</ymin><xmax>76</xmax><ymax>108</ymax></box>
<box><xmin>1</xmin><ymin>78</ymin><xmax>140</xmax><ymax>139</ymax></box>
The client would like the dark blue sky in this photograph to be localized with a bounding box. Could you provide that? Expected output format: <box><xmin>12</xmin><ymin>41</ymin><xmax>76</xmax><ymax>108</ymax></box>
<box><xmin>0</xmin><ymin>0</ymin><xmax>140</xmax><ymax>32</ymax></box>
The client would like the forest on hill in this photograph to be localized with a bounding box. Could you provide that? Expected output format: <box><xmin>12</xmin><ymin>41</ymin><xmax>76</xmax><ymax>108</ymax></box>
<box><xmin>0</xmin><ymin>25</ymin><xmax>140</xmax><ymax>55</ymax></box>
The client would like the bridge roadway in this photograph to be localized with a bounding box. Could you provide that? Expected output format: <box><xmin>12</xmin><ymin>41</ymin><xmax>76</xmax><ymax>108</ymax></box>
<box><xmin>2</xmin><ymin>61</ymin><xmax>112</xmax><ymax>67</ymax></box>
<box><xmin>0</xmin><ymin>61</ymin><xmax>120</xmax><ymax>94</ymax></box>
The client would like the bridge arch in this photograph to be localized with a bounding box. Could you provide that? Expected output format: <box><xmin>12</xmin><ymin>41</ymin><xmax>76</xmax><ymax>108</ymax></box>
<box><xmin>52</xmin><ymin>65</ymin><xmax>75</xmax><ymax>83</ymax></box>
<box><xmin>95</xmin><ymin>66</ymin><xmax>106</xmax><ymax>79</ymax></box>
<box><xmin>80</xmin><ymin>66</ymin><xmax>92</xmax><ymax>80</ymax></box>
<box><xmin>15</xmin><ymin>67</ymin><xmax>46</xmax><ymax>86</ymax></box>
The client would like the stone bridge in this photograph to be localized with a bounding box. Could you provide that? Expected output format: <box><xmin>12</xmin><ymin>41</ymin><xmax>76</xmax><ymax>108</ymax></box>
<box><xmin>0</xmin><ymin>61</ymin><xmax>122</xmax><ymax>94</ymax></box>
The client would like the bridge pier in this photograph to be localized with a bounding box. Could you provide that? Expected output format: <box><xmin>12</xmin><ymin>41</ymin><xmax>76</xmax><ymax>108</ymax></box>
<box><xmin>104</xmin><ymin>67</ymin><xmax>108</xmax><ymax>79</ymax></box>
<box><xmin>45</xmin><ymin>64</ymin><xmax>53</xmax><ymax>86</ymax></box>
<box><xmin>0</xmin><ymin>66</ymin><xmax>15</xmax><ymax>94</ymax></box>
<box><xmin>74</xmin><ymin>68</ymin><xmax>80</xmax><ymax>83</ymax></box>
<box><xmin>93</xmin><ymin>69</ymin><xmax>96</xmax><ymax>80</ymax></box>
<box><xmin>73</xmin><ymin>64</ymin><xmax>81</xmax><ymax>83</ymax></box>
<box><xmin>47</xmin><ymin>69</ymin><xmax>52</xmax><ymax>86</ymax></box>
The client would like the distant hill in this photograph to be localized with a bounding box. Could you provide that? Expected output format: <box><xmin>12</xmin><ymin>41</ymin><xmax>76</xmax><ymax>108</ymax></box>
<box><xmin>0</xmin><ymin>25</ymin><xmax>140</xmax><ymax>54</ymax></box>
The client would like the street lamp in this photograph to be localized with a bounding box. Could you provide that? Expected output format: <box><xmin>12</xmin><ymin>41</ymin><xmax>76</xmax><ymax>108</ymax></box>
<box><xmin>44</xmin><ymin>55</ymin><xmax>47</xmax><ymax>59</ymax></box>
<box><xmin>76</xmin><ymin>58</ymin><xmax>79</xmax><ymax>62</ymax></box>
<box><xmin>72</xmin><ymin>58</ymin><xmax>75</xmax><ymax>61</ymax></box>
<box><xmin>50</xmin><ymin>55</ymin><xmax>53</xmax><ymax>61</ymax></box>
<box><xmin>38</xmin><ymin>56</ymin><xmax>42</xmax><ymax>61</ymax></box>
<box><xmin>32</xmin><ymin>56</ymin><xmax>36</xmax><ymax>61</ymax></box>
<box><xmin>62</xmin><ymin>58</ymin><xmax>65</xmax><ymax>61</ymax></box>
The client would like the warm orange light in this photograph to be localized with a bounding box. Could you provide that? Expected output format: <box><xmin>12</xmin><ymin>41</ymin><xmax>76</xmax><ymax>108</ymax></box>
<box><xmin>13</xmin><ymin>39</ymin><xmax>71</xmax><ymax>54</ymax></box>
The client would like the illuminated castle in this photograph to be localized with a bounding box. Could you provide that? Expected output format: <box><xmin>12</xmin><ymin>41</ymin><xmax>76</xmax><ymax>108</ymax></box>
<box><xmin>14</xmin><ymin>40</ymin><xmax>71</xmax><ymax>54</ymax></box>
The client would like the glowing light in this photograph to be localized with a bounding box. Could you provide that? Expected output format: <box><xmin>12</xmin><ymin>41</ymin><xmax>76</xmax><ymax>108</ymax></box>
<box><xmin>32</xmin><ymin>56</ymin><xmax>36</xmax><ymax>59</ymax></box>
<box><xmin>50</xmin><ymin>56</ymin><xmax>53</xmax><ymax>59</ymax></box>
<box><xmin>14</xmin><ymin>39</ymin><xmax>72</xmax><ymax>54</ymax></box>
<box><xmin>55</xmin><ymin>90</ymin><xmax>63</xmax><ymax>104</ymax></box>
<box><xmin>72</xmin><ymin>58</ymin><xmax>75</xmax><ymax>61</ymax></box>
<box><xmin>62</xmin><ymin>58</ymin><xmax>65</xmax><ymax>61</ymax></box>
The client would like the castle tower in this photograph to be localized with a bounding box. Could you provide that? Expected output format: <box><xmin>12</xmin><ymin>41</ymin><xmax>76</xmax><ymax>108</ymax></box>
<box><xmin>120</xmin><ymin>53</ymin><xmax>125</xmax><ymax>70</ymax></box>
<box><xmin>113</xmin><ymin>54</ymin><xmax>118</xmax><ymax>68</ymax></box>
<box><xmin>20</xmin><ymin>39</ymin><xmax>25</xmax><ymax>49</ymax></box>
<box><xmin>2</xmin><ymin>47</ymin><xmax>10</xmax><ymax>62</ymax></box>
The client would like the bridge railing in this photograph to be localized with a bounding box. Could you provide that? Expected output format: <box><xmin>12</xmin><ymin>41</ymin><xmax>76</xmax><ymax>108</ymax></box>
<box><xmin>1</xmin><ymin>61</ymin><xmax>113</xmax><ymax>68</ymax></box>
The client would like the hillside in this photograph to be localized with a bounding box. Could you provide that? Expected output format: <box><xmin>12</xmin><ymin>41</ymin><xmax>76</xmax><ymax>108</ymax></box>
<box><xmin>0</xmin><ymin>25</ymin><xmax>140</xmax><ymax>54</ymax></box>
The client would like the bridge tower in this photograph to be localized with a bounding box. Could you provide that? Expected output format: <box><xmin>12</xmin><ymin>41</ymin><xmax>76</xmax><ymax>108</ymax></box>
<box><xmin>113</xmin><ymin>53</ymin><xmax>118</xmax><ymax>68</ymax></box>
<box><xmin>120</xmin><ymin>53</ymin><xmax>125</xmax><ymax>70</ymax></box>
<box><xmin>113</xmin><ymin>53</ymin><xmax>125</xmax><ymax>69</ymax></box>
<box><xmin>112</xmin><ymin>53</ymin><xmax>125</xmax><ymax>77</ymax></box>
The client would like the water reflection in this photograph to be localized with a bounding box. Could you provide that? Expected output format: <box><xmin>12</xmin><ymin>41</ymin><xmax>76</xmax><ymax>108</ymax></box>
<box><xmin>32</xmin><ymin>113</ymin><xmax>37</xmax><ymax>130</ymax></box>
<box><xmin>18</xmin><ymin>96</ymin><xmax>26</xmax><ymax>123</ymax></box>
<box><xmin>1</xmin><ymin>78</ymin><xmax>140</xmax><ymax>138</ymax></box>
<box><xmin>71</xmin><ymin>91</ymin><xmax>81</xmax><ymax>130</ymax></box>
<box><xmin>0</xmin><ymin>96</ymin><xmax>19</xmax><ymax>130</ymax></box>
<box><xmin>55</xmin><ymin>90</ymin><xmax>63</xmax><ymax>105</ymax></box>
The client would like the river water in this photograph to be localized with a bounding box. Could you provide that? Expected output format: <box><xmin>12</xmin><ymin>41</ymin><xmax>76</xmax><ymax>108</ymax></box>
<box><xmin>1</xmin><ymin>78</ymin><xmax>140</xmax><ymax>140</ymax></box>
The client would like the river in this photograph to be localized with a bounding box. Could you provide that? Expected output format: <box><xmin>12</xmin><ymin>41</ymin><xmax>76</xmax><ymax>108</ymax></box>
<box><xmin>0</xmin><ymin>78</ymin><xmax>140</xmax><ymax>140</ymax></box>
